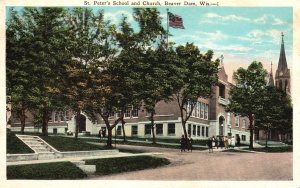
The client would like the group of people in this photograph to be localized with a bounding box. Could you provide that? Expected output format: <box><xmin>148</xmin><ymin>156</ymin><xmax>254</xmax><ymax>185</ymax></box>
<box><xmin>180</xmin><ymin>135</ymin><xmax>194</xmax><ymax>152</ymax></box>
<box><xmin>98</xmin><ymin>129</ymin><xmax>106</xmax><ymax>139</ymax></box>
<box><xmin>207</xmin><ymin>135</ymin><xmax>241</xmax><ymax>153</ymax></box>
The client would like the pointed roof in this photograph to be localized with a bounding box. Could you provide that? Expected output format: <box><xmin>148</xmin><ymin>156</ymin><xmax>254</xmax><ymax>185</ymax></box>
<box><xmin>267</xmin><ymin>62</ymin><xmax>274</xmax><ymax>87</ymax></box>
<box><xmin>277</xmin><ymin>32</ymin><xmax>288</xmax><ymax>73</ymax></box>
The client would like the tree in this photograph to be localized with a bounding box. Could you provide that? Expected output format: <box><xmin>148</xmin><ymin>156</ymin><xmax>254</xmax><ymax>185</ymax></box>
<box><xmin>6</xmin><ymin>8</ymin><xmax>37</xmax><ymax>134</ymax></box>
<box><xmin>22</xmin><ymin>7</ymin><xmax>70</xmax><ymax>136</ymax></box>
<box><xmin>63</xmin><ymin>7</ymin><xmax>115</xmax><ymax>139</ymax></box>
<box><xmin>226</xmin><ymin>61</ymin><xmax>267</xmax><ymax>149</ymax></box>
<box><xmin>172</xmin><ymin>43</ymin><xmax>219</xmax><ymax>140</ymax></box>
<box><xmin>255</xmin><ymin>86</ymin><xmax>292</xmax><ymax>146</ymax></box>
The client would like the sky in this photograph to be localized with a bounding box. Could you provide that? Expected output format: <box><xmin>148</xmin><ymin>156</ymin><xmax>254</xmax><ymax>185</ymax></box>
<box><xmin>98</xmin><ymin>6</ymin><xmax>293</xmax><ymax>83</ymax></box>
<box><xmin>7</xmin><ymin>6</ymin><xmax>293</xmax><ymax>83</ymax></box>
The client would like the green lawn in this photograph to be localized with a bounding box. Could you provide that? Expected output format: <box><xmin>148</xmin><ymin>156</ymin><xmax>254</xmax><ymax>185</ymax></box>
<box><xmin>7</xmin><ymin>162</ymin><xmax>87</xmax><ymax>179</ymax></box>
<box><xmin>85</xmin><ymin>156</ymin><xmax>170</xmax><ymax>175</ymax></box>
<box><xmin>6</xmin><ymin>132</ymin><xmax>34</xmax><ymax>154</ymax></box>
<box><xmin>40</xmin><ymin>136</ymin><xmax>108</xmax><ymax>151</ymax></box>
<box><xmin>251</xmin><ymin>146</ymin><xmax>293</xmax><ymax>152</ymax></box>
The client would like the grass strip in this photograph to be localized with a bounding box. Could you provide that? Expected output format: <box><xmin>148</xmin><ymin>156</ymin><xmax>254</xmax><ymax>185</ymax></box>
<box><xmin>6</xmin><ymin>132</ymin><xmax>34</xmax><ymax>154</ymax></box>
<box><xmin>7</xmin><ymin>162</ymin><xmax>87</xmax><ymax>179</ymax></box>
<box><xmin>85</xmin><ymin>156</ymin><xmax>170</xmax><ymax>176</ymax></box>
<box><xmin>40</xmin><ymin>136</ymin><xmax>108</xmax><ymax>151</ymax></box>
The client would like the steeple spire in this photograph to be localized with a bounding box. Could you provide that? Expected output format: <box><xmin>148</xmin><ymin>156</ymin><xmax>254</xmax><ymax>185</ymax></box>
<box><xmin>277</xmin><ymin>32</ymin><xmax>288</xmax><ymax>73</ymax></box>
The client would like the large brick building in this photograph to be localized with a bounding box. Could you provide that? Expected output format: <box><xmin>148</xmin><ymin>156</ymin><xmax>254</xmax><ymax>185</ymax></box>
<box><xmin>66</xmin><ymin>55</ymin><xmax>251</xmax><ymax>143</ymax></box>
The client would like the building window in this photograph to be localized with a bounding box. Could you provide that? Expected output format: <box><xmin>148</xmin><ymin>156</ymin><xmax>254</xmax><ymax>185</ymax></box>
<box><xmin>197</xmin><ymin>102</ymin><xmax>200</xmax><ymax>118</ymax></box>
<box><xmin>145</xmin><ymin>124</ymin><xmax>152</xmax><ymax>135</ymax></box>
<box><xmin>53</xmin><ymin>128</ymin><xmax>57</xmax><ymax>134</ymax></box>
<box><xmin>227</xmin><ymin>112</ymin><xmax>231</xmax><ymax>125</ymax></box>
<box><xmin>204</xmin><ymin>104</ymin><xmax>208</xmax><ymax>119</ymax></box>
<box><xmin>193</xmin><ymin>125</ymin><xmax>196</xmax><ymax>136</ymax></box>
<box><xmin>115</xmin><ymin>111</ymin><xmax>120</xmax><ymax>118</ymax></box>
<box><xmin>242</xmin><ymin>119</ymin><xmax>246</xmax><ymax>128</ymax></box>
<box><xmin>235</xmin><ymin>115</ymin><xmax>240</xmax><ymax>127</ymax></box>
<box><xmin>60</xmin><ymin>111</ymin><xmax>66</xmax><ymax>122</ymax></box>
<box><xmin>117</xmin><ymin>126</ymin><xmax>122</xmax><ymax>136</ymax></box>
<box><xmin>242</xmin><ymin>135</ymin><xmax>246</xmax><ymax>141</ymax></box>
<box><xmin>188</xmin><ymin>124</ymin><xmax>191</xmax><ymax>136</ymax></box>
<box><xmin>109</xmin><ymin>112</ymin><xmax>115</xmax><ymax>119</ymax></box>
<box><xmin>131</xmin><ymin>125</ymin><xmax>138</xmax><ymax>136</ymax></box>
<box><xmin>202</xmin><ymin>127</ymin><xmax>205</xmax><ymax>136</ymax></box>
<box><xmin>219</xmin><ymin>84</ymin><xmax>225</xmax><ymax>98</ymax></box>
<box><xmin>54</xmin><ymin>111</ymin><xmax>59</xmax><ymax>122</ymax></box>
<box><xmin>192</xmin><ymin>103</ymin><xmax>196</xmax><ymax>117</ymax></box>
<box><xmin>132</xmin><ymin>107</ymin><xmax>139</xmax><ymax>117</ymax></box>
<box><xmin>124</xmin><ymin>109</ymin><xmax>131</xmax><ymax>118</ymax></box>
<box><xmin>200</xmin><ymin>102</ymin><xmax>204</xmax><ymax>119</ymax></box>
<box><xmin>156</xmin><ymin>124</ymin><xmax>163</xmax><ymax>135</ymax></box>
<box><xmin>49</xmin><ymin>112</ymin><xmax>53</xmax><ymax>122</ymax></box>
<box><xmin>206</xmin><ymin>127</ymin><xmax>209</xmax><ymax>137</ymax></box>
<box><xmin>197</xmin><ymin>126</ymin><xmax>200</xmax><ymax>136</ymax></box>
<box><xmin>168</xmin><ymin>123</ymin><xmax>175</xmax><ymax>135</ymax></box>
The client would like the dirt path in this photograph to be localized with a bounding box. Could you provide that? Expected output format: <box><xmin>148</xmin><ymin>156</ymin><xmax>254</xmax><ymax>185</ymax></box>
<box><xmin>87</xmin><ymin>144</ymin><xmax>293</xmax><ymax>180</ymax></box>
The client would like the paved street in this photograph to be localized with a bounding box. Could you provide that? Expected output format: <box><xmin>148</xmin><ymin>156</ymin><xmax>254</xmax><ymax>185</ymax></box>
<box><xmin>88</xmin><ymin>144</ymin><xmax>293</xmax><ymax>180</ymax></box>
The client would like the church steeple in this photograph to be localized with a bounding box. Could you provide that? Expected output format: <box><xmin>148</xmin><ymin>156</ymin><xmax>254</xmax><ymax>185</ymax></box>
<box><xmin>275</xmin><ymin>32</ymin><xmax>290</xmax><ymax>93</ymax></box>
<box><xmin>277</xmin><ymin>32</ymin><xmax>288</xmax><ymax>73</ymax></box>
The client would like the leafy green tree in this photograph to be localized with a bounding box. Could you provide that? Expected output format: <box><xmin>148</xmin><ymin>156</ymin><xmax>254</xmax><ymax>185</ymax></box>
<box><xmin>6</xmin><ymin>8</ymin><xmax>37</xmax><ymax>134</ymax></box>
<box><xmin>227</xmin><ymin>61</ymin><xmax>267</xmax><ymax>149</ymax></box>
<box><xmin>21</xmin><ymin>7</ymin><xmax>70</xmax><ymax>136</ymax></box>
<box><xmin>255</xmin><ymin>86</ymin><xmax>292</xmax><ymax>146</ymax></box>
<box><xmin>173</xmin><ymin>43</ymin><xmax>219</xmax><ymax>140</ymax></box>
<box><xmin>64</xmin><ymin>7</ymin><xmax>115</xmax><ymax>139</ymax></box>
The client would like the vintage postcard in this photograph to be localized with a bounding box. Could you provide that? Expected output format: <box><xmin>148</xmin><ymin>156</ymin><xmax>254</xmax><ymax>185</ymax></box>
<box><xmin>1</xmin><ymin>0</ymin><xmax>299</xmax><ymax>187</ymax></box>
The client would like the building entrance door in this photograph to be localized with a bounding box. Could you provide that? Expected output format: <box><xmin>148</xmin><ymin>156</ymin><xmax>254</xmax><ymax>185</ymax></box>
<box><xmin>219</xmin><ymin>116</ymin><xmax>225</xmax><ymax>136</ymax></box>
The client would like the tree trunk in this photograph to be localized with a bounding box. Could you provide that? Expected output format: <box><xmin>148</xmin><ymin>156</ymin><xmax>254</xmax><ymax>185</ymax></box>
<box><xmin>107</xmin><ymin>127</ymin><xmax>113</xmax><ymax>148</ymax></box>
<box><xmin>75</xmin><ymin>110</ymin><xmax>80</xmax><ymax>139</ymax></box>
<box><xmin>150</xmin><ymin>111</ymin><xmax>156</xmax><ymax>144</ymax></box>
<box><xmin>249</xmin><ymin>115</ymin><xmax>254</xmax><ymax>150</ymax></box>
<box><xmin>42</xmin><ymin>104</ymin><xmax>49</xmax><ymax>136</ymax></box>
<box><xmin>121</xmin><ymin>118</ymin><xmax>126</xmax><ymax>142</ymax></box>
<box><xmin>265</xmin><ymin>130</ymin><xmax>268</xmax><ymax>148</ymax></box>
<box><xmin>20</xmin><ymin>106</ymin><xmax>26</xmax><ymax>135</ymax></box>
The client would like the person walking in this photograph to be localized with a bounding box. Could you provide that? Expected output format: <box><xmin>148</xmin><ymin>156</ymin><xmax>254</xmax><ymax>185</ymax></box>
<box><xmin>236</xmin><ymin>135</ymin><xmax>241</xmax><ymax>148</ymax></box>
<box><xmin>224</xmin><ymin>136</ymin><xmax>229</xmax><ymax>149</ymax></box>
<box><xmin>212</xmin><ymin>136</ymin><xmax>216</xmax><ymax>148</ymax></box>
<box><xmin>187</xmin><ymin>135</ymin><xmax>193</xmax><ymax>152</ymax></box>
<box><xmin>98</xmin><ymin>129</ymin><xmax>102</xmax><ymax>141</ymax></box>
<box><xmin>216</xmin><ymin>136</ymin><xmax>220</xmax><ymax>149</ymax></box>
<box><xmin>220</xmin><ymin>136</ymin><xmax>224</xmax><ymax>149</ymax></box>
<box><xmin>207</xmin><ymin>137</ymin><xmax>213</xmax><ymax>153</ymax></box>
<box><xmin>180</xmin><ymin>135</ymin><xmax>186</xmax><ymax>152</ymax></box>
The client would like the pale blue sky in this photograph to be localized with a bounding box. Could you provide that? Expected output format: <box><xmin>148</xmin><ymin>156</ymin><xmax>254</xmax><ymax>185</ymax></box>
<box><xmin>7</xmin><ymin>6</ymin><xmax>293</xmax><ymax>81</ymax></box>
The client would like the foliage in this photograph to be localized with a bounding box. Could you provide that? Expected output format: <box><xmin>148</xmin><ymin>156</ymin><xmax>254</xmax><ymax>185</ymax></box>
<box><xmin>6</xmin><ymin>132</ymin><xmax>34</xmax><ymax>154</ymax></box>
<box><xmin>85</xmin><ymin>156</ymin><xmax>170</xmax><ymax>175</ymax></box>
<box><xmin>172</xmin><ymin>43</ymin><xmax>219</xmax><ymax>139</ymax></box>
<box><xmin>7</xmin><ymin>162</ymin><xmax>87</xmax><ymax>179</ymax></box>
<box><xmin>6</xmin><ymin>7</ymin><xmax>70</xmax><ymax>135</ymax></box>
<box><xmin>226</xmin><ymin>61</ymin><xmax>267</xmax><ymax>149</ymax></box>
<box><xmin>255</xmin><ymin>86</ymin><xmax>293</xmax><ymax>146</ymax></box>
